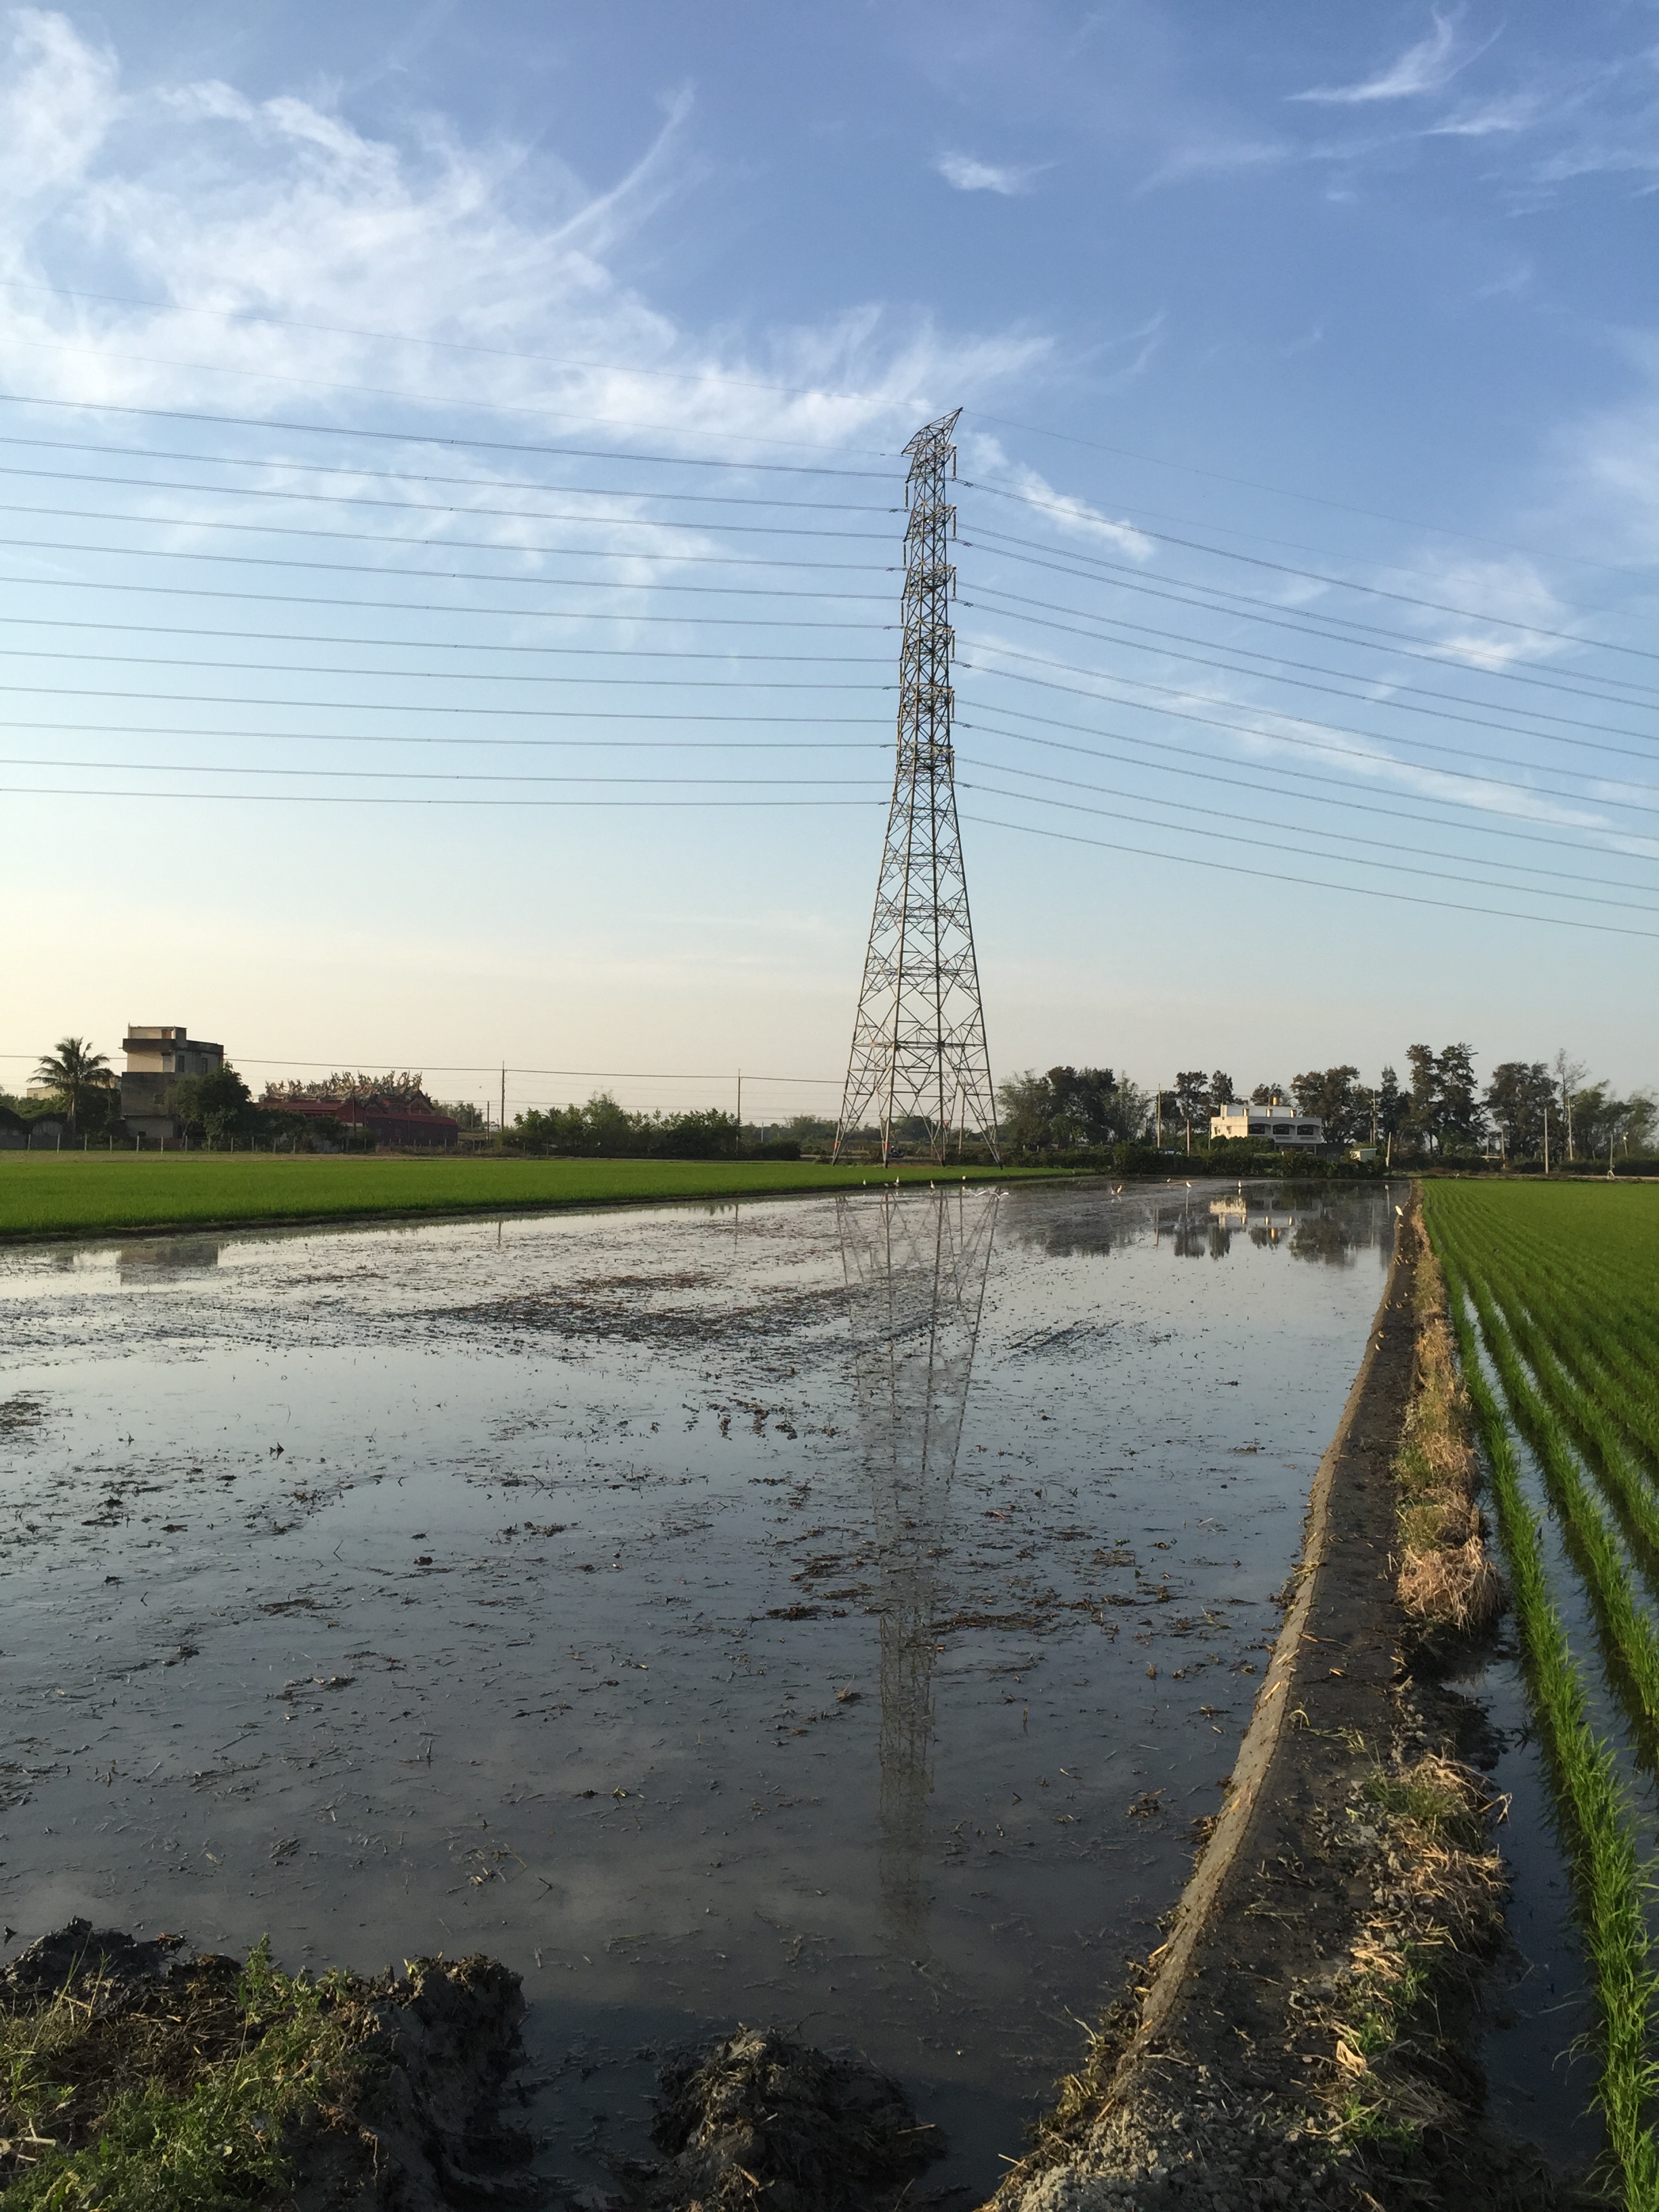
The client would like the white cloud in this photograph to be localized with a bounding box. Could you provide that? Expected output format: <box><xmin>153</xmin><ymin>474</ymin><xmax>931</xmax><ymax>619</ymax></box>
<box><xmin>0</xmin><ymin>7</ymin><xmax>119</xmax><ymax>205</ymax></box>
<box><xmin>935</xmin><ymin>151</ymin><xmax>1042</xmax><ymax>196</ymax></box>
<box><xmin>1291</xmin><ymin>13</ymin><xmax>1475</xmax><ymax>106</ymax></box>
<box><xmin>1426</xmin><ymin>91</ymin><xmax>1544</xmax><ymax>138</ymax></box>
<box><xmin>961</xmin><ymin>433</ymin><xmax>1153</xmax><ymax>558</ymax></box>
<box><xmin>0</xmin><ymin>12</ymin><xmax>1051</xmax><ymax>474</ymax></box>
<box><xmin>1143</xmin><ymin>137</ymin><xmax>1290</xmax><ymax>189</ymax></box>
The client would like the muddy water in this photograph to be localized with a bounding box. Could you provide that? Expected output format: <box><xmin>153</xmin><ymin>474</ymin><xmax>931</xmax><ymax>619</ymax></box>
<box><xmin>0</xmin><ymin>1176</ymin><xmax>1399</xmax><ymax>2196</ymax></box>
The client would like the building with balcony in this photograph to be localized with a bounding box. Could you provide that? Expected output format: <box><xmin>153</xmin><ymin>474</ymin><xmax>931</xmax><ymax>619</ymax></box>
<box><xmin>120</xmin><ymin>1025</ymin><xmax>225</xmax><ymax>1142</ymax></box>
<box><xmin>1209</xmin><ymin>1097</ymin><xmax>1326</xmax><ymax>1149</ymax></box>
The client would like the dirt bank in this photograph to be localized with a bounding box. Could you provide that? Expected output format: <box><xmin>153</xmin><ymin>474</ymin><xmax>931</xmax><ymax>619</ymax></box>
<box><xmin>0</xmin><ymin>1920</ymin><xmax>535</xmax><ymax>2207</ymax></box>
<box><xmin>985</xmin><ymin>1198</ymin><xmax>1589</xmax><ymax>2212</ymax></box>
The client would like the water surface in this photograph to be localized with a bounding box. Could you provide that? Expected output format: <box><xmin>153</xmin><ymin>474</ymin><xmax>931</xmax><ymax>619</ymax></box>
<box><xmin>0</xmin><ymin>1176</ymin><xmax>1399</xmax><ymax>2194</ymax></box>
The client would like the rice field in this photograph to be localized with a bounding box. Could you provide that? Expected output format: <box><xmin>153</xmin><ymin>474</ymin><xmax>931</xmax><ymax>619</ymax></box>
<box><xmin>1422</xmin><ymin>1180</ymin><xmax>1659</xmax><ymax>2203</ymax></box>
<box><xmin>0</xmin><ymin>1153</ymin><xmax>1026</xmax><ymax>1241</ymax></box>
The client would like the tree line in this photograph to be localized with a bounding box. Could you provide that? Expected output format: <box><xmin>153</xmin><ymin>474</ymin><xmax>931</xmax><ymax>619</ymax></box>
<box><xmin>996</xmin><ymin>1048</ymin><xmax>1656</xmax><ymax>1163</ymax></box>
<box><xmin>9</xmin><ymin>1035</ymin><xmax>1652</xmax><ymax>1166</ymax></box>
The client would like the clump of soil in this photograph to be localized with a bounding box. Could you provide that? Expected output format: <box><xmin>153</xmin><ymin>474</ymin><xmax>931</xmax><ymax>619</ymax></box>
<box><xmin>612</xmin><ymin>2026</ymin><xmax>946</xmax><ymax>2212</ymax></box>
<box><xmin>0</xmin><ymin>1919</ymin><xmax>537</xmax><ymax>2209</ymax></box>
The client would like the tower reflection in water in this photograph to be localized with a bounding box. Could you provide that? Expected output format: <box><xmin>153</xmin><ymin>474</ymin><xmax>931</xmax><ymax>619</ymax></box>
<box><xmin>836</xmin><ymin>1187</ymin><xmax>1000</xmax><ymax>1944</ymax></box>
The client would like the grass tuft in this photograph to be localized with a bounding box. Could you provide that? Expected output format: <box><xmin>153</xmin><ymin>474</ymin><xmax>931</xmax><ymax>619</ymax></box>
<box><xmin>0</xmin><ymin>1940</ymin><xmax>367</xmax><ymax>2211</ymax></box>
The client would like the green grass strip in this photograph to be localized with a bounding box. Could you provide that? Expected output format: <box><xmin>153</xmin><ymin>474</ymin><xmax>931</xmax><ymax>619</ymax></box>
<box><xmin>0</xmin><ymin>1154</ymin><xmax>1051</xmax><ymax>1242</ymax></box>
<box><xmin>1434</xmin><ymin>1243</ymin><xmax>1659</xmax><ymax>2202</ymax></box>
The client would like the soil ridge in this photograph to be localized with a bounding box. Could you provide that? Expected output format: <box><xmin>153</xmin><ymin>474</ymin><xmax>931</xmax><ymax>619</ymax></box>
<box><xmin>985</xmin><ymin>1200</ymin><xmax>1583</xmax><ymax>2212</ymax></box>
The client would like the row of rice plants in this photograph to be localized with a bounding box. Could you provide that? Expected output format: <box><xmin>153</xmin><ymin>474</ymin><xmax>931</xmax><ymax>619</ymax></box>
<box><xmin>1422</xmin><ymin>1182</ymin><xmax>1659</xmax><ymax>2204</ymax></box>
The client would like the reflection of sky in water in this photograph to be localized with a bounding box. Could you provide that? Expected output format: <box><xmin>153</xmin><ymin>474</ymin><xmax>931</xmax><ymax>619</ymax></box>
<box><xmin>0</xmin><ymin>1177</ymin><xmax>1400</xmax><ymax>2195</ymax></box>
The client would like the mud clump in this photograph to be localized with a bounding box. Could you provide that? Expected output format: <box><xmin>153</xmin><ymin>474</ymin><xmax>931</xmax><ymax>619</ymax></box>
<box><xmin>615</xmin><ymin>2026</ymin><xmax>946</xmax><ymax>2212</ymax></box>
<box><xmin>0</xmin><ymin>1919</ymin><xmax>537</xmax><ymax>2209</ymax></box>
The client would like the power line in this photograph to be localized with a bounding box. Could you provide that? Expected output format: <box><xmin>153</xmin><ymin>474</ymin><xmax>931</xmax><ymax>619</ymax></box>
<box><xmin>952</xmin><ymin>767</ymin><xmax>1658</xmax><ymax>913</ymax></box>
<box><xmin>0</xmin><ymin>718</ymin><xmax>886</xmax><ymax>752</ymax></box>
<box><xmin>955</xmin><ymin>655</ymin><xmax>1659</xmax><ymax>812</ymax></box>
<box><xmin>964</xmin><ymin>572</ymin><xmax>1659</xmax><ymax>712</ymax></box>
<box><xmin>960</xmin><ymin>596</ymin><xmax>1656</xmax><ymax>748</ymax></box>
<box><xmin>962</xmin><ymin>408</ymin><xmax>1642</xmax><ymax>577</ymax></box>
<box><xmin>5</xmin><ymin>755</ymin><xmax>878</xmax><ymax>788</ymax></box>
<box><xmin>0</xmin><ymin>616</ymin><xmax>888</xmax><ymax>663</ymax></box>
<box><xmin>0</xmin><ymin>449</ymin><xmax>896</xmax><ymax>514</ymax></box>
<box><xmin>960</xmin><ymin>497</ymin><xmax>1659</xmax><ymax>664</ymax></box>
<box><xmin>956</xmin><ymin>713</ymin><xmax>1654</xmax><ymax>865</ymax></box>
<box><xmin>0</xmin><ymin>569</ymin><xmax>889</xmax><ymax>624</ymax></box>
<box><xmin>0</xmin><ymin>390</ymin><xmax>893</xmax><ymax>474</ymax></box>
<box><xmin>958</xmin><ymin>634</ymin><xmax>1656</xmax><ymax>771</ymax></box>
<box><xmin>0</xmin><ymin>499</ymin><xmax>893</xmax><ymax>569</ymax></box>
<box><xmin>0</xmin><ymin>462</ymin><xmax>896</xmax><ymax>538</ymax></box>
<box><xmin>0</xmin><ymin>525</ymin><xmax>888</xmax><ymax>583</ymax></box>
<box><xmin>954</xmin><ymin>752</ymin><xmax>1652</xmax><ymax>897</ymax></box>
<box><xmin>0</xmin><ymin>783</ymin><xmax>884</xmax><ymax>810</ymax></box>
<box><xmin>0</xmin><ymin>682</ymin><xmax>878</xmax><ymax>722</ymax></box>
<box><xmin>0</xmin><ymin>647</ymin><xmax>890</xmax><ymax>688</ymax></box>
<box><xmin>960</xmin><ymin>813</ymin><xmax>1659</xmax><ymax>942</ymax></box>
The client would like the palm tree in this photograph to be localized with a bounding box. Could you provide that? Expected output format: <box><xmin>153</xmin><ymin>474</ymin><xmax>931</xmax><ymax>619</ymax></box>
<box><xmin>33</xmin><ymin>1036</ymin><xmax>115</xmax><ymax>1134</ymax></box>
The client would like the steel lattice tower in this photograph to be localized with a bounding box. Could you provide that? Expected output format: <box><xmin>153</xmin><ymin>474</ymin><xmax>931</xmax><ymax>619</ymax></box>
<box><xmin>833</xmin><ymin>409</ymin><xmax>998</xmax><ymax>1164</ymax></box>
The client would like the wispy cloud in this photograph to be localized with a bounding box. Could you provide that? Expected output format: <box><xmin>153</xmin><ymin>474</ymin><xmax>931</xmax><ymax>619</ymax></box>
<box><xmin>1143</xmin><ymin>136</ymin><xmax>1290</xmax><ymax>189</ymax></box>
<box><xmin>0</xmin><ymin>11</ymin><xmax>1052</xmax><ymax>470</ymax></box>
<box><xmin>934</xmin><ymin>151</ymin><xmax>1043</xmax><ymax>196</ymax></box>
<box><xmin>1291</xmin><ymin>13</ymin><xmax>1477</xmax><ymax>106</ymax></box>
<box><xmin>1426</xmin><ymin>91</ymin><xmax>1544</xmax><ymax>138</ymax></box>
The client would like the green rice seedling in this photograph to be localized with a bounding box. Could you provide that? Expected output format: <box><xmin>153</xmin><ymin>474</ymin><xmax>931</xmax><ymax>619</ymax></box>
<box><xmin>1437</xmin><ymin>1231</ymin><xmax>1659</xmax><ymax>1755</ymax></box>
<box><xmin>1433</xmin><ymin>1244</ymin><xmax>1659</xmax><ymax>2205</ymax></box>
<box><xmin>1493</xmin><ymin>1294</ymin><xmax>1659</xmax><ymax>1588</ymax></box>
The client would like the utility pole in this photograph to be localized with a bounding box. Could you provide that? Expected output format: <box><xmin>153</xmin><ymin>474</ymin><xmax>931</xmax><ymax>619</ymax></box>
<box><xmin>834</xmin><ymin>409</ymin><xmax>998</xmax><ymax>1166</ymax></box>
<box><xmin>737</xmin><ymin>1069</ymin><xmax>743</xmax><ymax>1157</ymax></box>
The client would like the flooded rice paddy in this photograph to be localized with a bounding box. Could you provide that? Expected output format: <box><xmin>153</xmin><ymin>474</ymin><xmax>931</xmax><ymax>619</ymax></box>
<box><xmin>0</xmin><ymin>1176</ymin><xmax>1402</xmax><ymax>2196</ymax></box>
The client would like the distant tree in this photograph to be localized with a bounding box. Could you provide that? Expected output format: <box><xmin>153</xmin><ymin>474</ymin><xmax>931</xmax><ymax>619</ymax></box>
<box><xmin>1551</xmin><ymin>1049</ymin><xmax>1589</xmax><ymax>1161</ymax></box>
<box><xmin>1291</xmin><ymin>1066</ymin><xmax>1364</xmax><ymax>1145</ymax></box>
<box><xmin>1207</xmin><ymin>1070</ymin><xmax>1235</xmax><ymax>1115</ymax></box>
<box><xmin>170</xmin><ymin>1065</ymin><xmax>255</xmax><ymax>1143</ymax></box>
<box><xmin>1404</xmin><ymin>1044</ymin><xmax>1439</xmax><ymax>1152</ymax></box>
<box><xmin>1375</xmin><ymin>1066</ymin><xmax>1407</xmax><ymax>1150</ymax></box>
<box><xmin>1249</xmin><ymin>1081</ymin><xmax>1287</xmax><ymax>1106</ymax></box>
<box><xmin>784</xmin><ymin>1113</ymin><xmax>837</xmax><ymax>1142</ymax></box>
<box><xmin>1172</xmin><ymin>1071</ymin><xmax>1209</xmax><ymax>1150</ymax></box>
<box><xmin>996</xmin><ymin>1066</ymin><xmax>1147</xmax><ymax>1153</ymax></box>
<box><xmin>1437</xmin><ymin>1044</ymin><xmax>1483</xmax><ymax>1151</ymax></box>
<box><xmin>33</xmin><ymin>1036</ymin><xmax>116</xmax><ymax>1134</ymax></box>
<box><xmin>1626</xmin><ymin>1090</ymin><xmax>1658</xmax><ymax>1156</ymax></box>
<box><xmin>1484</xmin><ymin>1061</ymin><xmax>1553</xmax><ymax>1158</ymax></box>
<box><xmin>434</xmin><ymin>1097</ymin><xmax>485</xmax><ymax>1130</ymax></box>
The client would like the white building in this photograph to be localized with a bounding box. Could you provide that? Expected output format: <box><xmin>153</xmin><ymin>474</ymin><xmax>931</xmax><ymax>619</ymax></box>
<box><xmin>120</xmin><ymin>1024</ymin><xmax>224</xmax><ymax>1143</ymax></box>
<box><xmin>1210</xmin><ymin>1097</ymin><xmax>1325</xmax><ymax>1149</ymax></box>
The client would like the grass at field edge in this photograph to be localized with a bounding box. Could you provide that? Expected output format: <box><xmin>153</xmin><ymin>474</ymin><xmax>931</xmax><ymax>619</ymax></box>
<box><xmin>0</xmin><ymin>1153</ymin><xmax>1076</xmax><ymax>1242</ymax></box>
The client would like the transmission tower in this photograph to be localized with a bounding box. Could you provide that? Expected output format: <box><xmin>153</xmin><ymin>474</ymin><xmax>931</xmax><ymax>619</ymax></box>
<box><xmin>833</xmin><ymin>409</ymin><xmax>999</xmax><ymax>1164</ymax></box>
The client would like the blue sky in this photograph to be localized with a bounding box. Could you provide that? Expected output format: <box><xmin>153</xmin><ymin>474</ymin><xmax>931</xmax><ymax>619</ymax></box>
<box><xmin>0</xmin><ymin>1</ymin><xmax>1654</xmax><ymax>1119</ymax></box>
